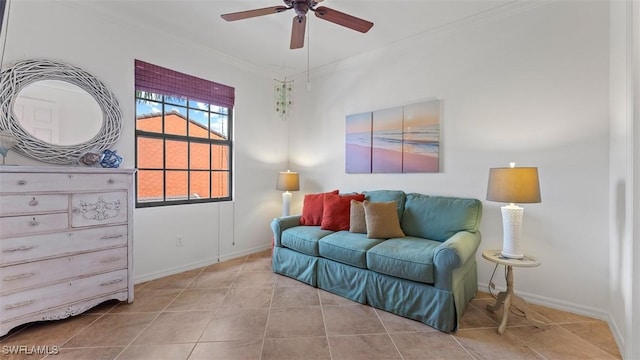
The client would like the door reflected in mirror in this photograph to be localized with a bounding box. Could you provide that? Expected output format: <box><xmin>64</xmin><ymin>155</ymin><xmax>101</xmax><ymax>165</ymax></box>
<box><xmin>13</xmin><ymin>80</ymin><xmax>103</xmax><ymax>146</ymax></box>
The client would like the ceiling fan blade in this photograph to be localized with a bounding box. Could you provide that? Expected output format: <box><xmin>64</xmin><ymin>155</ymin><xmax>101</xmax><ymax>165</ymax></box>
<box><xmin>314</xmin><ymin>6</ymin><xmax>373</xmax><ymax>33</ymax></box>
<box><xmin>221</xmin><ymin>6</ymin><xmax>289</xmax><ymax>22</ymax></box>
<box><xmin>290</xmin><ymin>16</ymin><xmax>306</xmax><ymax>49</ymax></box>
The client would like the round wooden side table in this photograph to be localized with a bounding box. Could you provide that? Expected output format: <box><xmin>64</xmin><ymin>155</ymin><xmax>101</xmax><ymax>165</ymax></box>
<box><xmin>482</xmin><ymin>249</ymin><xmax>548</xmax><ymax>334</ymax></box>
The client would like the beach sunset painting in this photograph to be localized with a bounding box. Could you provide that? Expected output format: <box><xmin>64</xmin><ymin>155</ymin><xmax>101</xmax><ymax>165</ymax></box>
<box><xmin>345</xmin><ymin>112</ymin><xmax>372</xmax><ymax>173</ymax></box>
<box><xmin>372</xmin><ymin>106</ymin><xmax>404</xmax><ymax>173</ymax></box>
<box><xmin>402</xmin><ymin>100</ymin><xmax>440</xmax><ymax>173</ymax></box>
<box><xmin>345</xmin><ymin>99</ymin><xmax>441</xmax><ymax>174</ymax></box>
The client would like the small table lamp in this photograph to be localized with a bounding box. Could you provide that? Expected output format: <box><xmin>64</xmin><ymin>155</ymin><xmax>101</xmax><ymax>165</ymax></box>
<box><xmin>276</xmin><ymin>170</ymin><xmax>299</xmax><ymax>216</ymax></box>
<box><xmin>486</xmin><ymin>163</ymin><xmax>541</xmax><ymax>259</ymax></box>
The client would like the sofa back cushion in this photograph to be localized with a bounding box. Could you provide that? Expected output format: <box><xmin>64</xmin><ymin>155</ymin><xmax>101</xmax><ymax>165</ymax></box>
<box><xmin>363</xmin><ymin>190</ymin><xmax>406</xmax><ymax>221</ymax></box>
<box><xmin>401</xmin><ymin>193</ymin><xmax>482</xmax><ymax>242</ymax></box>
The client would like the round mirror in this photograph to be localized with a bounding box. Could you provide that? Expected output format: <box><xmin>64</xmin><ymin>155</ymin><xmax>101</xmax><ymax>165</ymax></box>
<box><xmin>14</xmin><ymin>80</ymin><xmax>103</xmax><ymax>146</ymax></box>
<box><xmin>0</xmin><ymin>59</ymin><xmax>122</xmax><ymax>164</ymax></box>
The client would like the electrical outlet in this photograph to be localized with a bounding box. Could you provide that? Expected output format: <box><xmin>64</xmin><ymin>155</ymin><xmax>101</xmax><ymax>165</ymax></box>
<box><xmin>176</xmin><ymin>236</ymin><xmax>184</xmax><ymax>247</ymax></box>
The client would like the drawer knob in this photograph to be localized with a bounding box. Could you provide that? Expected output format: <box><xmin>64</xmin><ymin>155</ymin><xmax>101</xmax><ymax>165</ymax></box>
<box><xmin>101</xmin><ymin>256</ymin><xmax>121</xmax><ymax>263</ymax></box>
<box><xmin>29</xmin><ymin>197</ymin><xmax>39</xmax><ymax>206</ymax></box>
<box><xmin>5</xmin><ymin>300</ymin><xmax>35</xmax><ymax>309</ymax></box>
<box><xmin>4</xmin><ymin>272</ymin><xmax>36</xmax><ymax>281</ymax></box>
<box><xmin>107</xmin><ymin>179</ymin><xmax>115</xmax><ymax>184</ymax></box>
<box><xmin>28</xmin><ymin>217</ymin><xmax>39</xmax><ymax>227</ymax></box>
<box><xmin>100</xmin><ymin>278</ymin><xmax>124</xmax><ymax>286</ymax></box>
<box><xmin>3</xmin><ymin>245</ymin><xmax>35</xmax><ymax>253</ymax></box>
<box><xmin>17</xmin><ymin>180</ymin><xmax>27</xmax><ymax>185</ymax></box>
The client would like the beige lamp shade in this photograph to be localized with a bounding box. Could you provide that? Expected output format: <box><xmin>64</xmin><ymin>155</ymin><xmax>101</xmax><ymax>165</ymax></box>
<box><xmin>276</xmin><ymin>171</ymin><xmax>299</xmax><ymax>191</ymax></box>
<box><xmin>486</xmin><ymin>167</ymin><xmax>541</xmax><ymax>204</ymax></box>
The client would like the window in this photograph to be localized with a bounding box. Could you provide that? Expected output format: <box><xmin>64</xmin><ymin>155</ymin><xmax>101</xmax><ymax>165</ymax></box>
<box><xmin>134</xmin><ymin>60</ymin><xmax>234</xmax><ymax>207</ymax></box>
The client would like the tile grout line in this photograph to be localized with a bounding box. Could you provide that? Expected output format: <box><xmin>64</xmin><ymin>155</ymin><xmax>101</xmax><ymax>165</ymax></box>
<box><xmin>112</xmin><ymin>265</ymin><xmax>207</xmax><ymax>360</ymax></box>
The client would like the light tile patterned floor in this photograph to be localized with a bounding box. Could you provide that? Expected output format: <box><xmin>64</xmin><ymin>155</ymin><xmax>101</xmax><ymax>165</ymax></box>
<box><xmin>0</xmin><ymin>250</ymin><xmax>621</xmax><ymax>359</ymax></box>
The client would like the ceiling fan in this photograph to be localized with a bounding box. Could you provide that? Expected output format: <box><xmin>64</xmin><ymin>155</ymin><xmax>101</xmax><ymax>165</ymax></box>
<box><xmin>221</xmin><ymin>0</ymin><xmax>374</xmax><ymax>49</ymax></box>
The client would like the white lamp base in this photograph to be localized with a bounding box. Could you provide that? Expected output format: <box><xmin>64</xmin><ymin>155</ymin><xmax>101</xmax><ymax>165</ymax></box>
<box><xmin>281</xmin><ymin>191</ymin><xmax>292</xmax><ymax>217</ymax></box>
<box><xmin>500</xmin><ymin>204</ymin><xmax>524</xmax><ymax>259</ymax></box>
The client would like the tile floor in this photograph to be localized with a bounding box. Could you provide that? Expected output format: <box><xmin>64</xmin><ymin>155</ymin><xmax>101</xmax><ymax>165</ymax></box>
<box><xmin>0</xmin><ymin>250</ymin><xmax>621</xmax><ymax>359</ymax></box>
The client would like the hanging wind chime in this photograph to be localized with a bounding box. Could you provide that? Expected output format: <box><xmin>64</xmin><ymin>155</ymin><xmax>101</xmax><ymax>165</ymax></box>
<box><xmin>274</xmin><ymin>78</ymin><xmax>293</xmax><ymax>120</ymax></box>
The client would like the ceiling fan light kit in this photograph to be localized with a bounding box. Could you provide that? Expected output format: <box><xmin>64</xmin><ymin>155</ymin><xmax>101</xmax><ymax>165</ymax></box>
<box><xmin>221</xmin><ymin>0</ymin><xmax>374</xmax><ymax>49</ymax></box>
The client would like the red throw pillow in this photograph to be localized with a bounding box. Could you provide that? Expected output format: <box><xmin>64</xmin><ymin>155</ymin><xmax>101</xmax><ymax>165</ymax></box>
<box><xmin>321</xmin><ymin>193</ymin><xmax>366</xmax><ymax>231</ymax></box>
<box><xmin>300</xmin><ymin>190</ymin><xmax>339</xmax><ymax>225</ymax></box>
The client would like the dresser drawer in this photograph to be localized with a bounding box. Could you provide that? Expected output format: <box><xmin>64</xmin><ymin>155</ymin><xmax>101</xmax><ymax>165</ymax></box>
<box><xmin>0</xmin><ymin>172</ymin><xmax>130</xmax><ymax>193</ymax></box>
<box><xmin>0</xmin><ymin>194</ymin><xmax>69</xmax><ymax>216</ymax></box>
<box><xmin>1</xmin><ymin>225</ymin><xmax>128</xmax><ymax>265</ymax></box>
<box><xmin>71</xmin><ymin>191</ymin><xmax>128</xmax><ymax>228</ymax></box>
<box><xmin>0</xmin><ymin>269</ymin><xmax>128</xmax><ymax>322</ymax></box>
<box><xmin>0</xmin><ymin>247</ymin><xmax>127</xmax><ymax>295</ymax></box>
<box><xmin>0</xmin><ymin>213</ymin><xmax>68</xmax><ymax>238</ymax></box>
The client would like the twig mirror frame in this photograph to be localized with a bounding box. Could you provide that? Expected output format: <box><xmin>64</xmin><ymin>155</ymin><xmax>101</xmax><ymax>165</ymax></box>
<box><xmin>0</xmin><ymin>59</ymin><xmax>122</xmax><ymax>164</ymax></box>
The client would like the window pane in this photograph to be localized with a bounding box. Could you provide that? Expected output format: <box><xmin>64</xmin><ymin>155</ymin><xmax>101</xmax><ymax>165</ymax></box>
<box><xmin>211</xmin><ymin>144</ymin><xmax>229</xmax><ymax>170</ymax></box>
<box><xmin>190</xmin><ymin>142</ymin><xmax>209</xmax><ymax>170</ymax></box>
<box><xmin>166</xmin><ymin>170</ymin><xmax>188</xmax><ymax>201</ymax></box>
<box><xmin>189</xmin><ymin>109</ymin><xmax>210</xmax><ymax>139</ymax></box>
<box><xmin>137</xmin><ymin>137</ymin><xmax>163</xmax><ymax>169</ymax></box>
<box><xmin>190</xmin><ymin>171</ymin><xmax>210</xmax><ymax>199</ymax></box>
<box><xmin>210</xmin><ymin>113</ymin><xmax>228</xmax><ymax>139</ymax></box>
<box><xmin>164</xmin><ymin>106</ymin><xmax>187</xmax><ymax>136</ymax></box>
<box><xmin>211</xmin><ymin>171</ymin><xmax>229</xmax><ymax>198</ymax></box>
<box><xmin>189</xmin><ymin>99</ymin><xmax>209</xmax><ymax>110</ymax></box>
<box><xmin>211</xmin><ymin>105</ymin><xmax>228</xmax><ymax>115</ymax></box>
<box><xmin>165</xmin><ymin>96</ymin><xmax>187</xmax><ymax>107</ymax></box>
<box><xmin>137</xmin><ymin>170</ymin><xmax>164</xmax><ymax>202</ymax></box>
<box><xmin>166</xmin><ymin>140</ymin><xmax>188</xmax><ymax>169</ymax></box>
<box><xmin>136</xmin><ymin>100</ymin><xmax>163</xmax><ymax>133</ymax></box>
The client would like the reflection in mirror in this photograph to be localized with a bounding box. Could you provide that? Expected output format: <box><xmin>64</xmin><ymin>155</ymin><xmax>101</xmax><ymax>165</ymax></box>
<box><xmin>13</xmin><ymin>80</ymin><xmax>102</xmax><ymax>146</ymax></box>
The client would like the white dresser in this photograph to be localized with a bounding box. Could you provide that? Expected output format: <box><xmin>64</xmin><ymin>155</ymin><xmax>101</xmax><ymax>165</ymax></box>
<box><xmin>0</xmin><ymin>166</ymin><xmax>135</xmax><ymax>337</ymax></box>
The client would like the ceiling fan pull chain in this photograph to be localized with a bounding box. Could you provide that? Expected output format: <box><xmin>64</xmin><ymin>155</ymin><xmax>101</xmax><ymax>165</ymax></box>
<box><xmin>307</xmin><ymin>16</ymin><xmax>311</xmax><ymax>92</ymax></box>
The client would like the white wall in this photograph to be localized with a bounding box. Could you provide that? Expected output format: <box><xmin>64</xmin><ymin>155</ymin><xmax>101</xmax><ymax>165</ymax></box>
<box><xmin>2</xmin><ymin>1</ymin><xmax>287</xmax><ymax>281</ymax></box>
<box><xmin>289</xmin><ymin>1</ymin><xmax>611</xmax><ymax>316</ymax></box>
<box><xmin>608</xmin><ymin>0</ymin><xmax>631</xmax><ymax>354</ymax></box>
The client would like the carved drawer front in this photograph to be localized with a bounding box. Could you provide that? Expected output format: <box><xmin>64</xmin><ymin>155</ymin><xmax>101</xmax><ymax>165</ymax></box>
<box><xmin>0</xmin><ymin>173</ymin><xmax>130</xmax><ymax>193</ymax></box>
<box><xmin>0</xmin><ymin>213</ymin><xmax>68</xmax><ymax>238</ymax></box>
<box><xmin>0</xmin><ymin>194</ymin><xmax>69</xmax><ymax>216</ymax></box>
<box><xmin>0</xmin><ymin>247</ymin><xmax>127</xmax><ymax>295</ymax></box>
<box><xmin>1</xmin><ymin>225</ymin><xmax>128</xmax><ymax>265</ymax></box>
<box><xmin>71</xmin><ymin>191</ymin><xmax>128</xmax><ymax>228</ymax></box>
<box><xmin>0</xmin><ymin>269</ymin><xmax>128</xmax><ymax>323</ymax></box>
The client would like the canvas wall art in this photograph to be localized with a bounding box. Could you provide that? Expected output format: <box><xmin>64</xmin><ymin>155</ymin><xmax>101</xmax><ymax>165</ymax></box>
<box><xmin>346</xmin><ymin>99</ymin><xmax>441</xmax><ymax>174</ymax></box>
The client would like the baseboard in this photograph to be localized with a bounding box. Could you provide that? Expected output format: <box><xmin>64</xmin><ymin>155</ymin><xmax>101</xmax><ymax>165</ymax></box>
<box><xmin>133</xmin><ymin>244</ymin><xmax>272</xmax><ymax>284</ymax></box>
<box><xmin>607</xmin><ymin>314</ymin><xmax>625</xmax><ymax>358</ymax></box>
<box><xmin>477</xmin><ymin>281</ymin><xmax>609</xmax><ymax>321</ymax></box>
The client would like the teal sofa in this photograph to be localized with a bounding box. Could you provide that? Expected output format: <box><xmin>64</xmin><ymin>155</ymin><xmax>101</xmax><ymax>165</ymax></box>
<box><xmin>271</xmin><ymin>190</ymin><xmax>483</xmax><ymax>332</ymax></box>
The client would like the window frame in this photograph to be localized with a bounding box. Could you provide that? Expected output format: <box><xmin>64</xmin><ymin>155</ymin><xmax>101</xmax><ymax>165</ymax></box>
<box><xmin>134</xmin><ymin>92</ymin><xmax>233</xmax><ymax>208</ymax></box>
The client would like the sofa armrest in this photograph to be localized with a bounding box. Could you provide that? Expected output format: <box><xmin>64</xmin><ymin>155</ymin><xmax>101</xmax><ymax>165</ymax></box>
<box><xmin>271</xmin><ymin>215</ymin><xmax>301</xmax><ymax>247</ymax></box>
<box><xmin>433</xmin><ymin>231</ymin><xmax>481</xmax><ymax>290</ymax></box>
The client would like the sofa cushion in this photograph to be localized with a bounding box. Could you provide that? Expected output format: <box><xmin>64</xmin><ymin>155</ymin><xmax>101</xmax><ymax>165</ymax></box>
<box><xmin>281</xmin><ymin>226</ymin><xmax>334</xmax><ymax>256</ymax></box>
<box><xmin>321</xmin><ymin>193</ymin><xmax>365</xmax><ymax>231</ymax></box>
<box><xmin>349</xmin><ymin>200</ymin><xmax>367</xmax><ymax>234</ymax></box>
<box><xmin>300</xmin><ymin>190</ymin><xmax>339</xmax><ymax>226</ymax></box>
<box><xmin>318</xmin><ymin>231</ymin><xmax>385</xmax><ymax>268</ymax></box>
<box><xmin>363</xmin><ymin>190</ymin><xmax>406</xmax><ymax>221</ymax></box>
<box><xmin>366</xmin><ymin>237</ymin><xmax>441</xmax><ymax>284</ymax></box>
<box><xmin>363</xmin><ymin>200</ymin><xmax>405</xmax><ymax>239</ymax></box>
<box><xmin>401</xmin><ymin>193</ymin><xmax>482</xmax><ymax>242</ymax></box>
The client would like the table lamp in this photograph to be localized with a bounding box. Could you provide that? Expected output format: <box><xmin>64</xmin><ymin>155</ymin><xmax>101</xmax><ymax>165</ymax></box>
<box><xmin>276</xmin><ymin>170</ymin><xmax>299</xmax><ymax>216</ymax></box>
<box><xmin>486</xmin><ymin>163</ymin><xmax>541</xmax><ymax>259</ymax></box>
